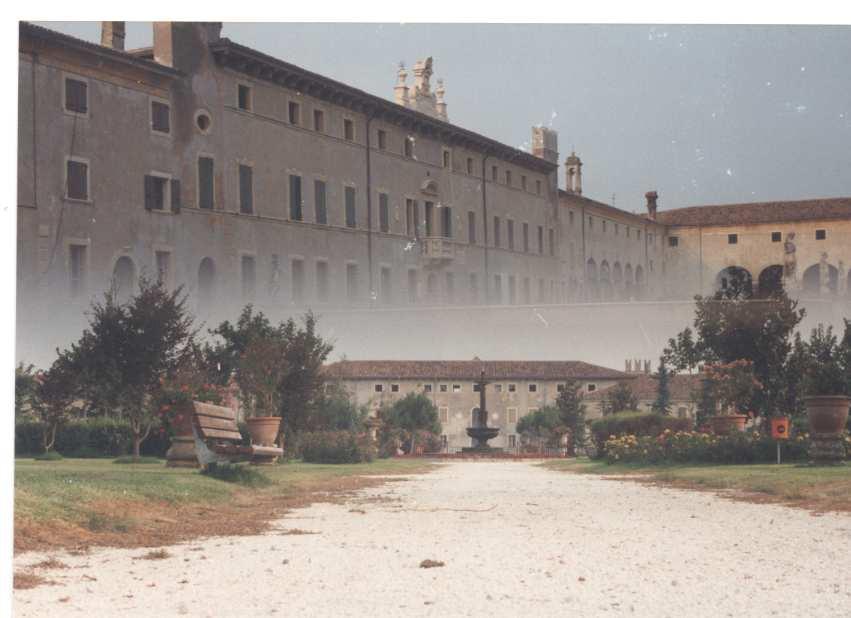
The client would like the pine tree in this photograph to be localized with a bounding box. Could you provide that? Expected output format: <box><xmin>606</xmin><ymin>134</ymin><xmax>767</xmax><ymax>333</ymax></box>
<box><xmin>651</xmin><ymin>358</ymin><xmax>672</xmax><ymax>415</ymax></box>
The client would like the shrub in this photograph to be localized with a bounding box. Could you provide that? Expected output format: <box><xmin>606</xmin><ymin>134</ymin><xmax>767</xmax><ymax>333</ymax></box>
<box><xmin>200</xmin><ymin>462</ymin><xmax>270</xmax><ymax>486</ymax></box>
<box><xmin>590</xmin><ymin>412</ymin><xmax>692</xmax><ymax>458</ymax></box>
<box><xmin>15</xmin><ymin>417</ymin><xmax>170</xmax><ymax>458</ymax></box>
<box><xmin>113</xmin><ymin>455</ymin><xmax>161</xmax><ymax>464</ymax></box>
<box><xmin>33</xmin><ymin>451</ymin><xmax>63</xmax><ymax>461</ymax></box>
<box><xmin>299</xmin><ymin>430</ymin><xmax>375</xmax><ymax>464</ymax></box>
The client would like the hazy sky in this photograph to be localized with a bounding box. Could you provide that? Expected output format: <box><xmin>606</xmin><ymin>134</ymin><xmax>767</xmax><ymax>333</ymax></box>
<box><xmin>37</xmin><ymin>22</ymin><xmax>851</xmax><ymax>214</ymax></box>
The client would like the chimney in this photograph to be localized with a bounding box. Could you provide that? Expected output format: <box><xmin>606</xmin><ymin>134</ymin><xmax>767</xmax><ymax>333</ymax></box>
<box><xmin>645</xmin><ymin>191</ymin><xmax>658</xmax><ymax>221</ymax></box>
<box><xmin>101</xmin><ymin>22</ymin><xmax>126</xmax><ymax>51</ymax></box>
<box><xmin>435</xmin><ymin>79</ymin><xmax>448</xmax><ymax>121</ymax></box>
<box><xmin>394</xmin><ymin>62</ymin><xmax>409</xmax><ymax>107</ymax></box>
<box><xmin>531</xmin><ymin>126</ymin><xmax>558</xmax><ymax>164</ymax></box>
<box><xmin>565</xmin><ymin>152</ymin><xmax>582</xmax><ymax>195</ymax></box>
<box><xmin>153</xmin><ymin>22</ymin><xmax>221</xmax><ymax>70</ymax></box>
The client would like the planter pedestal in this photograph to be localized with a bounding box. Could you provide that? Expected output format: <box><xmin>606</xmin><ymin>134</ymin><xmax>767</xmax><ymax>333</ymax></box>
<box><xmin>809</xmin><ymin>432</ymin><xmax>846</xmax><ymax>465</ymax></box>
<box><xmin>709</xmin><ymin>414</ymin><xmax>748</xmax><ymax>435</ymax></box>
<box><xmin>166</xmin><ymin>435</ymin><xmax>198</xmax><ymax>467</ymax></box>
<box><xmin>806</xmin><ymin>396</ymin><xmax>850</xmax><ymax>466</ymax></box>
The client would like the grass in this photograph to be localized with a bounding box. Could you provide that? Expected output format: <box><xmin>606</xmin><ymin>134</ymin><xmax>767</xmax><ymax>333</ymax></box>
<box><xmin>544</xmin><ymin>458</ymin><xmax>851</xmax><ymax>513</ymax></box>
<box><xmin>14</xmin><ymin>456</ymin><xmax>434</xmax><ymax>553</ymax></box>
<box><xmin>200</xmin><ymin>462</ymin><xmax>271</xmax><ymax>486</ymax></box>
<box><xmin>113</xmin><ymin>456</ymin><xmax>162</xmax><ymax>465</ymax></box>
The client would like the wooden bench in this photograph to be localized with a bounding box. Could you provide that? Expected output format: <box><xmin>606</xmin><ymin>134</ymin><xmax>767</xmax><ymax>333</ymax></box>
<box><xmin>190</xmin><ymin>401</ymin><xmax>282</xmax><ymax>466</ymax></box>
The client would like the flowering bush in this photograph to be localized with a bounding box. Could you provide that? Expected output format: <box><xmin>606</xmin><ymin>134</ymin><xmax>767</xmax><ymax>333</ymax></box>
<box><xmin>299</xmin><ymin>430</ymin><xmax>376</xmax><ymax>464</ymax></box>
<box><xmin>604</xmin><ymin>427</ymin><xmax>826</xmax><ymax>465</ymax></box>
<box><xmin>590</xmin><ymin>412</ymin><xmax>692</xmax><ymax>458</ymax></box>
<box><xmin>704</xmin><ymin>359</ymin><xmax>763</xmax><ymax>415</ymax></box>
<box><xmin>154</xmin><ymin>381</ymin><xmax>224</xmax><ymax>437</ymax></box>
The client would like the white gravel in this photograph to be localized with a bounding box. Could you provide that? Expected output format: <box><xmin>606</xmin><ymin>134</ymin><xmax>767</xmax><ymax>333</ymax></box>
<box><xmin>13</xmin><ymin>460</ymin><xmax>851</xmax><ymax>617</ymax></box>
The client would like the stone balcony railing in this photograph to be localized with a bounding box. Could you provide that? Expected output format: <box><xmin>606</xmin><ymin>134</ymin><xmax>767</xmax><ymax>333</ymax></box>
<box><xmin>420</xmin><ymin>236</ymin><xmax>455</xmax><ymax>262</ymax></box>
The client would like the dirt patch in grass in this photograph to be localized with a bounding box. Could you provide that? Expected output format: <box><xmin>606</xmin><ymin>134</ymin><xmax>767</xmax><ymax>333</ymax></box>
<box><xmin>137</xmin><ymin>548</ymin><xmax>171</xmax><ymax>560</ymax></box>
<box><xmin>13</xmin><ymin>571</ymin><xmax>52</xmax><ymax>590</ymax></box>
<box><xmin>419</xmin><ymin>559</ymin><xmax>445</xmax><ymax>568</ymax></box>
<box><xmin>31</xmin><ymin>557</ymin><xmax>69</xmax><ymax>570</ymax></box>
<box><xmin>15</xmin><ymin>460</ymin><xmax>435</xmax><ymax>555</ymax></box>
<box><xmin>277</xmin><ymin>528</ymin><xmax>320</xmax><ymax>535</ymax></box>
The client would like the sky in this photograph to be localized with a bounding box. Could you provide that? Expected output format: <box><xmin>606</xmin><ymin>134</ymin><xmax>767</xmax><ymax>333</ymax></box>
<box><xmin>36</xmin><ymin>21</ymin><xmax>851</xmax><ymax>214</ymax></box>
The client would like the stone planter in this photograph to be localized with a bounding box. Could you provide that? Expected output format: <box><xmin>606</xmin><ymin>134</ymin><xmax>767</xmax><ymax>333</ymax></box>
<box><xmin>165</xmin><ymin>404</ymin><xmax>198</xmax><ymax>468</ymax></box>
<box><xmin>806</xmin><ymin>395</ymin><xmax>850</xmax><ymax>465</ymax></box>
<box><xmin>709</xmin><ymin>414</ymin><xmax>748</xmax><ymax>435</ymax></box>
<box><xmin>246</xmin><ymin>416</ymin><xmax>281</xmax><ymax>447</ymax></box>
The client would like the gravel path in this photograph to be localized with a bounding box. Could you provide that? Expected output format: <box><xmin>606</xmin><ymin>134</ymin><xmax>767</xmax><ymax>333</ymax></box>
<box><xmin>14</xmin><ymin>461</ymin><xmax>851</xmax><ymax>617</ymax></box>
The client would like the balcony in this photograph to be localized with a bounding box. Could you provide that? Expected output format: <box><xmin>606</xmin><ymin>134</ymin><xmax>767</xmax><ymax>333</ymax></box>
<box><xmin>420</xmin><ymin>236</ymin><xmax>455</xmax><ymax>263</ymax></box>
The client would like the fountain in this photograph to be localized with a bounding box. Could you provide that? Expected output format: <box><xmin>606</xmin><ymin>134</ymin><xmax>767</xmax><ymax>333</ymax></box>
<box><xmin>462</xmin><ymin>370</ymin><xmax>502</xmax><ymax>454</ymax></box>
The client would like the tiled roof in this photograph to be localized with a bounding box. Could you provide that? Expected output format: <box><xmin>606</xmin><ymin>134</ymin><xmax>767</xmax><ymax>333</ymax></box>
<box><xmin>559</xmin><ymin>190</ymin><xmax>655</xmax><ymax>226</ymax></box>
<box><xmin>586</xmin><ymin>373</ymin><xmax>702</xmax><ymax>401</ymax></box>
<box><xmin>656</xmin><ymin>197</ymin><xmax>851</xmax><ymax>227</ymax></box>
<box><xmin>323</xmin><ymin>360</ymin><xmax>629</xmax><ymax>381</ymax></box>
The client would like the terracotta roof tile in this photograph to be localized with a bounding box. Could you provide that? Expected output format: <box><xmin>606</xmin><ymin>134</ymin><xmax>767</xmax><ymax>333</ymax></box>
<box><xmin>657</xmin><ymin>197</ymin><xmax>851</xmax><ymax>227</ymax></box>
<box><xmin>323</xmin><ymin>360</ymin><xmax>628</xmax><ymax>381</ymax></box>
<box><xmin>586</xmin><ymin>373</ymin><xmax>702</xmax><ymax>401</ymax></box>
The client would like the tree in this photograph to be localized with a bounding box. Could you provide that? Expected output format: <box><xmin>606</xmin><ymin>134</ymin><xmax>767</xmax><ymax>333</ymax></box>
<box><xmin>204</xmin><ymin>305</ymin><xmax>280</xmax><ymax>386</ymax></box>
<box><xmin>236</xmin><ymin>337</ymin><xmax>288</xmax><ymax>418</ymax></box>
<box><xmin>663</xmin><ymin>290</ymin><xmax>805</xmax><ymax>419</ymax></box>
<box><xmin>555</xmin><ymin>381</ymin><xmax>586</xmax><ymax>455</ymax></box>
<box><xmin>29</xmin><ymin>353</ymin><xmax>79</xmax><ymax>453</ymax></box>
<box><xmin>71</xmin><ymin>277</ymin><xmax>196</xmax><ymax>458</ymax></box>
<box><xmin>600</xmin><ymin>381</ymin><xmax>639</xmax><ymax>416</ymax></box>
<box><xmin>378</xmin><ymin>393</ymin><xmax>440</xmax><ymax>455</ymax></box>
<box><xmin>15</xmin><ymin>362</ymin><xmax>38</xmax><ymax>419</ymax></box>
<box><xmin>516</xmin><ymin>406</ymin><xmax>565</xmax><ymax>451</ymax></box>
<box><xmin>310</xmin><ymin>383</ymin><xmax>368</xmax><ymax>432</ymax></box>
<box><xmin>651</xmin><ymin>358</ymin><xmax>673</xmax><ymax>415</ymax></box>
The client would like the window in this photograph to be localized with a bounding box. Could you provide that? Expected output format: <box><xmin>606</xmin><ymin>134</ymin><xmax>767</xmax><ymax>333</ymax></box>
<box><xmin>528</xmin><ymin>384</ymin><xmax>537</xmax><ymax>393</ymax></box>
<box><xmin>536</xmin><ymin>179</ymin><xmax>542</xmax><ymax>196</ymax></box>
<box><xmin>507</xmin><ymin>408</ymin><xmax>518</xmax><ymax>424</ymax></box>
<box><xmin>493</xmin><ymin>217</ymin><xmax>501</xmax><ymax>248</ymax></box>
<box><xmin>528</xmin><ymin>407</ymin><xmax>539</xmax><ymax>415</ymax></box>
<box><xmin>425</xmin><ymin>202</ymin><xmax>434</xmax><ymax>236</ymax></box>
<box><xmin>522</xmin><ymin>222</ymin><xmax>529</xmax><ymax>253</ymax></box>
<box><xmin>313</xmin><ymin>109</ymin><xmax>324</xmax><ymax>132</ymax></box>
<box><xmin>466</xmin><ymin>157</ymin><xmax>473</xmax><ymax>174</ymax></box>
<box><xmin>508</xmin><ymin>384</ymin><xmax>516</xmax><ymax>393</ymax></box>
<box><xmin>424</xmin><ymin>384</ymin><xmax>433</xmax><ymax>393</ymax></box>
<box><xmin>587</xmin><ymin>383</ymin><xmax>597</xmax><ymax>393</ymax></box>
<box><xmin>728</xmin><ymin>233</ymin><xmax>738</xmax><ymax>245</ymax></box>
<box><xmin>439</xmin><ymin>407</ymin><xmax>449</xmax><ymax>423</ymax></box>
<box><xmin>589</xmin><ymin>216</ymin><xmax>594</xmax><ymax>230</ymax></box>
<box><xmin>64</xmin><ymin>77</ymin><xmax>88</xmax><ymax>114</ymax></box>
<box><xmin>771</xmin><ymin>231</ymin><xmax>781</xmax><ymax>242</ymax></box>
<box><xmin>491</xmin><ymin>165</ymin><xmax>498</xmax><ymax>181</ymax></box>
<box><xmin>522</xmin><ymin>277</ymin><xmax>531</xmax><ymax>303</ymax></box>
<box><xmin>468</xmin><ymin>211</ymin><xmax>476</xmax><ymax>244</ymax></box>
<box><xmin>473</xmin><ymin>383</ymin><xmax>481</xmax><ymax>392</ymax></box>
<box><xmin>198</xmin><ymin>157</ymin><xmax>214</xmax><ymax>209</ymax></box>
<box><xmin>66</xmin><ymin>158</ymin><xmax>89</xmax><ymax>200</ymax></box>
<box><xmin>549</xmin><ymin>229</ymin><xmax>555</xmax><ymax>256</ymax></box>
<box><xmin>469</xmin><ymin>273</ymin><xmax>479</xmax><ymax>302</ymax></box>
<box><xmin>668</xmin><ymin>236</ymin><xmax>679</xmax><ymax>247</ymax></box>
<box><xmin>557</xmin><ymin>383</ymin><xmax>565</xmax><ymax>392</ymax></box>
<box><xmin>314</xmin><ymin>180</ymin><xmax>327</xmax><ymax>224</ymax></box>
<box><xmin>291</xmin><ymin>259</ymin><xmax>305</xmax><ymax>304</ymax></box>
<box><xmin>343</xmin><ymin>118</ymin><xmax>354</xmax><ymax>141</ymax></box>
<box><xmin>346</xmin><ymin>263</ymin><xmax>358</xmax><ymax>300</ymax></box>
<box><xmin>443</xmin><ymin>150</ymin><xmax>450</xmax><ymax>168</ymax></box>
<box><xmin>241</xmin><ymin>255</ymin><xmax>256</xmax><ymax>300</ymax></box>
<box><xmin>440</xmin><ymin>384</ymin><xmax>448</xmax><ymax>393</ymax></box>
<box><xmin>569</xmin><ymin>211</ymin><xmax>575</xmax><ymax>225</ymax></box>
<box><xmin>637</xmin><ymin>230</ymin><xmax>641</xmax><ymax>240</ymax></box>
<box><xmin>677</xmin><ymin>407</ymin><xmax>687</xmax><ymax>419</ymax></box>
<box><xmin>380</xmin><ymin>266</ymin><xmax>392</xmax><ymax>304</ymax></box>
<box><xmin>615</xmin><ymin>224</ymin><xmax>619</xmax><ymax>235</ymax></box>
<box><xmin>391</xmin><ymin>384</ymin><xmax>400</xmax><ymax>393</ymax></box>
<box><xmin>521</xmin><ymin>175</ymin><xmax>527</xmax><ymax>190</ymax></box>
<box><xmin>602</xmin><ymin>220</ymin><xmax>607</xmax><ymax>233</ymax></box>
<box><xmin>445</xmin><ymin>272</ymin><xmax>454</xmax><ymax>303</ymax></box>
<box><xmin>316</xmin><ymin>261</ymin><xmax>329</xmax><ymax>302</ymax></box>
<box><xmin>288</xmin><ymin>101</ymin><xmax>300</xmax><ymax>125</ymax></box>
<box><xmin>345</xmin><ymin>186</ymin><xmax>356</xmax><ymax>228</ymax></box>
<box><xmin>406</xmin><ymin>199</ymin><xmax>418</xmax><ymax>238</ymax></box>
<box><xmin>508</xmin><ymin>434</ymin><xmax>516</xmax><ymax>447</ymax></box>
<box><xmin>377</xmin><ymin>129</ymin><xmax>387</xmax><ymax>150</ymax></box>
<box><xmin>507</xmin><ymin>219</ymin><xmax>515</xmax><ymax>250</ymax></box>
<box><xmin>237</xmin><ymin>84</ymin><xmax>252</xmax><ymax>111</ymax></box>
<box><xmin>441</xmin><ymin>206</ymin><xmax>452</xmax><ymax>238</ymax></box>
<box><xmin>151</xmin><ymin>100</ymin><xmax>170</xmax><ymax>134</ymax></box>
<box><xmin>239</xmin><ymin>165</ymin><xmax>253</xmax><ymax>214</ymax></box>
<box><xmin>493</xmin><ymin>274</ymin><xmax>502</xmax><ymax>302</ymax></box>
<box><xmin>155</xmin><ymin>250</ymin><xmax>170</xmax><ymax>288</ymax></box>
<box><xmin>404</xmin><ymin>136</ymin><xmax>414</xmax><ymax>158</ymax></box>
<box><xmin>375</xmin><ymin>384</ymin><xmax>384</xmax><ymax>393</ymax></box>
<box><xmin>505</xmin><ymin>170</ymin><xmax>512</xmax><ymax>186</ymax></box>
<box><xmin>379</xmin><ymin>193</ymin><xmax>390</xmax><ymax>233</ymax></box>
<box><xmin>408</xmin><ymin>268</ymin><xmax>418</xmax><ymax>303</ymax></box>
<box><xmin>452</xmin><ymin>384</ymin><xmax>461</xmax><ymax>393</ymax></box>
<box><xmin>143</xmin><ymin>174</ymin><xmax>170</xmax><ymax>211</ymax></box>
<box><xmin>289</xmin><ymin>175</ymin><xmax>303</xmax><ymax>221</ymax></box>
<box><xmin>816</xmin><ymin>229</ymin><xmax>826</xmax><ymax>240</ymax></box>
<box><xmin>69</xmin><ymin>244</ymin><xmax>86</xmax><ymax>297</ymax></box>
<box><xmin>537</xmin><ymin>226</ymin><xmax>544</xmax><ymax>254</ymax></box>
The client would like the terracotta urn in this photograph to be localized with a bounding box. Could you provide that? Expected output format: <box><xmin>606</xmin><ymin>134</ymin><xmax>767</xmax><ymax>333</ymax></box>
<box><xmin>246</xmin><ymin>416</ymin><xmax>281</xmax><ymax>446</ymax></box>
<box><xmin>165</xmin><ymin>403</ymin><xmax>198</xmax><ymax>468</ymax></box>
<box><xmin>805</xmin><ymin>396</ymin><xmax>850</xmax><ymax>465</ymax></box>
<box><xmin>708</xmin><ymin>414</ymin><xmax>748</xmax><ymax>435</ymax></box>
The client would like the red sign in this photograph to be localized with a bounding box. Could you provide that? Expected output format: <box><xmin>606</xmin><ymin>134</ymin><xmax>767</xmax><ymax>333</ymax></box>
<box><xmin>771</xmin><ymin>417</ymin><xmax>790</xmax><ymax>440</ymax></box>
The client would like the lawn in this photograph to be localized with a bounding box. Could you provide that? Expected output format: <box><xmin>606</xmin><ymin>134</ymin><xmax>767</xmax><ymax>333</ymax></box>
<box><xmin>544</xmin><ymin>458</ymin><xmax>851</xmax><ymax>513</ymax></box>
<box><xmin>14</xmin><ymin>457</ymin><xmax>435</xmax><ymax>553</ymax></box>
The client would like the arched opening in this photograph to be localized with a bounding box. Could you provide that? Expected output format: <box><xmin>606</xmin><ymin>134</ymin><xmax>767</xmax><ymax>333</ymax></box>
<box><xmin>198</xmin><ymin>257</ymin><xmax>216</xmax><ymax>309</ymax></box>
<box><xmin>585</xmin><ymin>258</ymin><xmax>598</xmax><ymax>301</ymax></box>
<box><xmin>600</xmin><ymin>261</ymin><xmax>612</xmax><ymax>301</ymax></box>
<box><xmin>634</xmin><ymin>265</ymin><xmax>645</xmax><ymax>300</ymax></box>
<box><xmin>111</xmin><ymin>256</ymin><xmax>136</xmax><ymax>304</ymax></box>
<box><xmin>757</xmin><ymin>265</ymin><xmax>784</xmax><ymax>298</ymax></box>
<box><xmin>802</xmin><ymin>262</ymin><xmax>839</xmax><ymax>296</ymax></box>
<box><xmin>624</xmin><ymin>264</ymin><xmax>634</xmax><ymax>299</ymax></box>
<box><xmin>426</xmin><ymin>272</ymin><xmax>438</xmax><ymax>302</ymax></box>
<box><xmin>715</xmin><ymin>266</ymin><xmax>753</xmax><ymax>299</ymax></box>
<box><xmin>612</xmin><ymin>262</ymin><xmax>623</xmax><ymax>300</ymax></box>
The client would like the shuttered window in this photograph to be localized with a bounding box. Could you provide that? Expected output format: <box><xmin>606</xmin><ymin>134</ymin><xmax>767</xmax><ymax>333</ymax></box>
<box><xmin>289</xmin><ymin>175</ymin><xmax>302</xmax><ymax>221</ymax></box>
<box><xmin>198</xmin><ymin>157</ymin><xmax>214</xmax><ymax>209</ymax></box>
<box><xmin>64</xmin><ymin>78</ymin><xmax>87</xmax><ymax>114</ymax></box>
<box><xmin>239</xmin><ymin>165</ymin><xmax>253</xmax><ymax>214</ymax></box>
<box><xmin>441</xmin><ymin>206</ymin><xmax>452</xmax><ymax>238</ymax></box>
<box><xmin>151</xmin><ymin>101</ymin><xmax>170</xmax><ymax>133</ymax></box>
<box><xmin>467</xmin><ymin>211</ymin><xmax>476</xmax><ymax>244</ymax></box>
<box><xmin>314</xmin><ymin>180</ymin><xmax>327</xmax><ymax>224</ymax></box>
<box><xmin>66</xmin><ymin>159</ymin><xmax>88</xmax><ymax>200</ymax></box>
<box><xmin>345</xmin><ymin>186</ymin><xmax>356</xmax><ymax>228</ymax></box>
<box><xmin>144</xmin><ymin>175</ymin><xmax>175</xmax><ymax>211</ymax></box>
<box><xmin>379</xmin><ymin>193</ymin><xmax>389</xmax><ymax>233</ymax></box>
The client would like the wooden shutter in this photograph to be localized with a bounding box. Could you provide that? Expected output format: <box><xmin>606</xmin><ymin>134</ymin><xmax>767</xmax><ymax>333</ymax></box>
<box><xmin>171</xmin><ymin>179</ymin><xmax>181</xmax><ymax>213</ymax></box>
<box><xmin>144</xmin><ymin>175</ymin><xmax>155</xmax><ymax>210</ymax></box>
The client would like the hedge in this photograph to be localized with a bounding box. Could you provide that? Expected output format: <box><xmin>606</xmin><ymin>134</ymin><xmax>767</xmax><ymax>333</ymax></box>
<box><xmin>15</xmin><ymin>418</ymin><xmax>171</xmax><ymax>458</ymax></box>
<box><xmin>590</xmin><ymin>412</ymin><xmax>692</xmax><ymax>458</ymax></box>
<box><xmin>299</xmin><ymin>430</ymin><xmax>375</xmax><ymax>464</ymax></box>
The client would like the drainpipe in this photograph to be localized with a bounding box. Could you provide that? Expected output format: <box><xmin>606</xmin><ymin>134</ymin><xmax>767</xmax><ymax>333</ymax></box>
<box><xmin>481</xmin><ymin>154</ymin><xmax>491</xmax><ymax>303</ymax></box>
<box><xmin>581</xmin><ymin>203</ymin><xmax>587</xmax><ymax>300</ymax></box>
<box><xmin>365</xmin><ymin>113</ymin><xmax>375</xmax><ymax>303</ymax></box>
<box><xmin>698</xmin><ymin>225</ymin><xmax>704</xmax><ymax>296</ymax></box>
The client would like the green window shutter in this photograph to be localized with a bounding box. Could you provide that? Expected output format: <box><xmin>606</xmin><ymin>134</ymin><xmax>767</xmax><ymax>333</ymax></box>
<box><xmin>170</xmin><ymin>179</ymin><xmax>181</xmax><ymax>213</ymax></box>
<box><xmin>144</xmin><ymin>175</ymin><xmax>154</xmax><ymax>210</ymax></box>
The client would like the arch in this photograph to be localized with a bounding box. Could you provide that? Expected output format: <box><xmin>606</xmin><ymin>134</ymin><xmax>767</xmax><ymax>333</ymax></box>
<box><xmin>612</xmin><ymin>262</ymin><xmax>623</xmax><ymax>299</ymax></box>
<box><xmin>756</xmin><ymin>265</ymin><xmax>784</xmax><ymax>298</ymax></box>
<box><xmin>802</xmin><ymin>262</ymin><xmax>838</xmax><ymax>296</ymax></box>
<box><xmin>198</xmin><ymin>257</ymin><xmax>216</xmax><ymax>308</ymax></box>
<box><xmin>715</xmin><ymin>266</ymin><xmax>752</xmax><ymax>299</ymax></box>
<box><xmin>420</xmin><ymin>178</ymin><xmax>439</xmax><ymax>196</ymax></box>
<box><xmin>634</xmin><ymin>265</ymin><xmax>646</xmax><ymax>300</ymax></box>
<box><xmin>600</xmin><ymin>260</ymin><xmax>612</xmax><ymax>301</ymax></box>
<box><xmin>585</xmin><ymin>258</ymin><xmax>598</xmax><ymax>301</ymax></box>
<box><xmin>111</xmin><ymin>256</ymin><xmax>136</xmax><ymax>303</ymax></box>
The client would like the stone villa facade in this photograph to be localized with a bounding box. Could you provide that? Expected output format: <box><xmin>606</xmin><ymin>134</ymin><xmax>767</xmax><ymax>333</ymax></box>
<box><xmin>15</xmin><ymin>22</ymin><xmax>851</xmax><ymax>364</ymax></box>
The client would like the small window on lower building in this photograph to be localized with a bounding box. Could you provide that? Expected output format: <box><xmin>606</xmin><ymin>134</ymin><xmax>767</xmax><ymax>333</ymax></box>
<box><xmin>508</xmin><ymin>384</ymin><xmax>516</xmax><ymax>393</ymax></box>
<box><xmin>507</xmin><ymin>408</ymin><xmax>518</xmax><ymax>424</ymax></box>
<box><xmin>439</xmin><ymin>384</ymin><xmax>448</xmax><ymax>393</ymax></box>
<box><xmin>391</xmin><ymin>384</ymin><xmax>400</xmax><ymax>393</ymax></box>
<box><xmin>241</xmin><ymin>255</ymin><xmax>256</xmax><ymax>300</ymax></box>
<box><xmin>404</xmin><ymin>136</ymin><xmax>414</xmax><ymax>158</ymax></box>
<box><xmin>452</xmin><ymin>384</ymin><xmax>461</xmax><ymax>393</ymax></box>
<box><xmin>816</xmin><ymin>229</ymin><xmax>826</xmax><ymax>240</ymax></box>
<box><xmin>439</xmin><ymin>407</ymin><xmax>449</xmax><ymax>423</ymax></box>
<box><xmin>313</xmin><ymin>109</ymin><xmax>324</xmax><ymax>132</ymax></box>
<box><xmin>69</xmin><ymin>244</ymin><xmax>86</xmax><ymax>297</ymax></box>
<box><xmin>442</xmin><ymin>150</ymin><xmax>450</xmax><ymax>168</ymax></box>
<box><xmin>374</xmin><ymin>384</ymin><xmax>384</xmax><ymax>393</ymax></box>
<box><xmin>466</xmin><ymin>157</ymin><xmax>473</xmax><ymax>174</ymax></box>
<box><xmin>728</xmin><ymin>233</ymin><xmax>738</xmax><ymax>244</ymax></box>
<box><xmin>155</xmin><ymin>250</ymin><xmax>171</xmax><ymax>288</ymax></box>
<box><xmin>237</xmin><ymin>84</ymin><xmax>252</xmax><ymax>111</ymax></box>
<box><xmin>668</xmin><ymin>236</ymin><xmax>679</xmax><ymax>247</ymax></box>
<box><xmin>587</xmin><ymin>383</ymin><xmax>597</xmax><ymax>392</ymax></box>
<box><xmin>424</xmin><ymin>384</ymin><xmax>433</xmax><ymax>393</ymax></box>
<box><xmin>288</xmin><ymin>101</ymin><xmax>300</xmax><ymax>125</ymax></box>
<box><xmin>65</xmin><ymin>77</ymin><xmax>88</xmax><ymax>114</ymax></box>
<box><xmin>379</xmin><ymin>193</ymin><xmax>390</xmax><ymax>233</ymax></box>
<box><xmin>536</xmin><ymin>179</ymin><xmax>542</xmax><ymax>196</ymax></box>
<box><xmin>377</xmin><ymin>129</ymin><xmax>387</xmax><ymax>150</ymax></box>
<box><xmin>528</xmin><ymin>384</ymin><xmax>537</xmax><ymax>393</ymax></box>
<box><xmin>494</xmin><ymin>384</ymin><xmax>503</xmax><ymax>393</ymax></box>
<box><xmin>344</xmin><ymin>118</ymin><xmax>354</xmax><ymax>141</ymax></box>
<box><xmin>473</xmin><ymin>383</ymin><xmax>481</xmax><ymax>392</ymax></box>
<box><xmin>557</xmin><ymin>383</ymin><xmax>565</xmax><ymax>392</ymax></box>
<box><xmin>771</xmin><ymin>231</ymin><xmax>781</xmax><ymax>242</ymax></box>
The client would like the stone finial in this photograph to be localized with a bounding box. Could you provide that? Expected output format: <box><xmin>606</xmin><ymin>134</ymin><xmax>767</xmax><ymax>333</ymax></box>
<box><xmin>645</xmin><ymin>191</ymin><xmax>659</xmax><ymax>221</ymax></box>
<box><xmin>565</xmin><ymin>152</ymin><xmax>582</xmax><ymax>195</ymax></box>
<box><xmin>394</xmin><ymin>62</ymin><xmax>409</xmax><ymax>106</ymax></box>
<box><xmin>412</xmin><ymin>57</ymin><xmax>433</xmax><ymax>96</ymax></box>
<box><xmin>435</xmin><ymin>78</ymin><xmax>448</xmax><ymax>121</ymax></box>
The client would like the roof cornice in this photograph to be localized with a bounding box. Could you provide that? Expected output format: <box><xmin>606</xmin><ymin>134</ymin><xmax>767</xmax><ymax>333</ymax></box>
<box><xmin>210</xmin><ymin>39</ymin><xmax>557</xmax><ymax>174</ymax></box>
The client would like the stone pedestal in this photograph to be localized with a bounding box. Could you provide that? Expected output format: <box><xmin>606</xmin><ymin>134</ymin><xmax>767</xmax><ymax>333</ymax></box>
<box><xmin>809</xmin><ymin>432</ymin><xmax>847</xmax><ymax>466</ymax></box>
<box><xmin>166</xmin><ymin>436</ymin><xmax>199</xmax><ymax>468</ymax></box>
